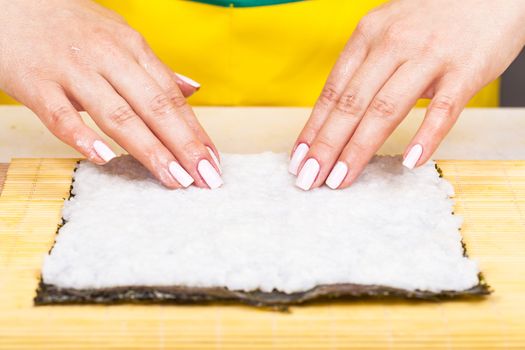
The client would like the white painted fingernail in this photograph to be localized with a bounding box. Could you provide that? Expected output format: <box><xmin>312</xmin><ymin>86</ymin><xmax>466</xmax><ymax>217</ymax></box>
<box><xmin>296</xmin><ymin>158</ymin><xmax>320</xmax><ymax>191</ymax></box>
<box><xmin>325</xmin><ymin>161</ymin><xmax>348</xmax><ymax>189</ymax></box>
<box><xmin>403</xmin><ymin>144</ymin><xmax>423</xmax><ymax>169</ymax></box>
<box><xmin>288</xmin><ymin>143</ymin><xmax>309</xmax><ymax>175</ymax></box>
<box><xmin>93</xmin><ymin>140</ymin><xmax>116</xmax><ymax>163</ymax></box>
<box><xmin>198</xmin><ymin>159</ymin><xmax>223</xmax><ymax>189</ymax></box>
<box><xmin>206</xmin><ymin>146</ymin><xmax>222</xmax><ymax>174</ymax></box>
<box><xmin>175</xmin><ymin>73</ymin><xmax>200</xmax><ymax>89</ymax></box>
<box><xmin>169</xmin><ymin>161</ymin><xmax>194</xmax><ymax>188</ymax></box>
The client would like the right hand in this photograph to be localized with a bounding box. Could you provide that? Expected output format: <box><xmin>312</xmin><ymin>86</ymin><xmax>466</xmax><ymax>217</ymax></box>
<box><xmin>0</xmin><ymin>0</ymin><xmax>223</xmax><ymax>189</ymax></box>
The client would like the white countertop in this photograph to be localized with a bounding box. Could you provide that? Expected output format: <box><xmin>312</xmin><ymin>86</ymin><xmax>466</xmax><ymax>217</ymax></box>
<box><xmin>1</xmin><ymin>106</ymin><xmax>524</xmax><ymax>162</ymax></box>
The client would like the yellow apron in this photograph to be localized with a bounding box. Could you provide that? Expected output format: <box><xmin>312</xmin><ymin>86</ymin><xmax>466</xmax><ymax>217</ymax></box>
<box><xmin>0</xmin><ymin>0</ymin><xmax>498</xmax><ymax>107</ymax></box>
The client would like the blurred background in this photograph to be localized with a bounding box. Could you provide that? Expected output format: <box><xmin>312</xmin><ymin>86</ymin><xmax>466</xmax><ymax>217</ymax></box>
<box><xmin>501</xmin><ymin>49</ymin><xmax>525</xmax><ymax>106</ymax></box>
<box><xmin>0</xmin><ymin>0</ymin><xmax>522</xmax><ymax>107</ymax></box>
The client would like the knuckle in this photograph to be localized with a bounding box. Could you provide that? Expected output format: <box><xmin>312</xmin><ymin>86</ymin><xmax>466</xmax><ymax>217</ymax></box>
<box><xmin>314</xmin><ymin>135</ymin><xmax>337</xmax><ymax>153</ymax></box>
<box><xmin>318</xmin><ymin>82</ymin><xmax>339</xmax><ymax>107</ymax></box>
<box><xmin>431</xmin><ymin>95</ymin><xmax>456</xmax><ymax>117</ymax></box>
<box><xmin>107</xmin><ymin>105</ymin><xmax>137</xmax><ymax>127</ymax></box>
<box><xmin>92</xmin><ymin>27</ymin><xmax>116</xmax><ymax>47</ymax></box>
<box><xmin>181</xmin><ymin>139</ymin><xmax>203</xmax><ymax>156</ymax></box>
<box><xmin>47</xmin><ymin>105</ymin><xmax>72</xmax><ymax>127</ymax></box>
<box><xmin>92</xmin><ymin>33</ymin><xmax>121</xmax><ymax>59</ymax></box>
<box><xmin>149</xmin><ymin>93</ymin><xmax>176</xmax><ymax>117</ymax></box>
<box><xmin>111</xmin><ymin>12</ymin><xmax>127</xmax><ymax>24</ymax></box>
<box><xmin>168</xmin><ymin>93</ymin><xmax>188</xmax><ymax>109</ymax></box>
<box><xmin>379</xmin><ymin>24</ymin><xmax>408</xmax><ymax>54</ymax></box>
<box><xmin>45</xmin><ymin>104</ymin><xmax>77</xmax><ymax>140</ymax></box>
<box><xmin>355</xmin><ymin>16</ymin><xmax>375</xmax><ymax>38</ymax></box>
<box><xmin>383</xmin><ymin>23</ymin><xmax>405</xmax><ymax>42</ymax></box>
<box><xmin>126</xmin><ymin>28</ymin><xmax>147</xmax><ymax>50</ymax></box>
<box><xmin>369</xmin><ymin>96</ymin><xmax>396</xmax><ymax>119</ymax></box>
<box><xmin>335</xmin><ymin>92</ymin><xmax>363</xmax><ymax>117</ymax></box>
<box><xmin>420</xmin><ymin>33</ymin><xmax>439</xmax><ymax>55</ymax></box>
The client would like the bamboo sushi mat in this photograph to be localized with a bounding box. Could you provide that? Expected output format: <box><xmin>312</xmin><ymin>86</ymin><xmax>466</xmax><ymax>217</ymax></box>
<box><xmin>0</xmin><ymin>158</ymin><xmax>524</xmax><ymax>349</ymax></box>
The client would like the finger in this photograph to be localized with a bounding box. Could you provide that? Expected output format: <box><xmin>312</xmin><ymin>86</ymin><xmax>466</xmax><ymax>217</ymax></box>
<box><xmin>174</xmin><ymin>73</ymin><xmax>200</xmax><ymax>98</ymax></box>
<box><xmin>294</xmin><ymin>48</ymin><xmax>401</xmax><ymax>190</ymax></box>
<box><xmin>122</xmin><ymin>30</ymin><xmax>200</xmax><ymax>97</ymax></box>
<box><xmin>136</xmin><ymin>49</ymin><xmax>221</xmax><ymax>170</ymax></box>
<box><xmin>68</xmin><ymin>74</ymin><xmax>192</xmax><ymax>189</ymax></box>
<box><xmin>289</xmin><ymin>31</ymin><xmax>368</xmax><ymax>174</ymax></box>
<box><xmin>100</xmin><ymin>58</ymin><xmax>222</xmax><ymax>188</ymax></box>
<box><xmin>329</xmin><ymin>61</ymin><xmax>440</xmax><ymax>190</ymax></box>
<box><xmin>402</xmin><ymin>76</ymin><xmax>474</xmax><ymax>168</ymax></box>
<box><xmin>31</xmin><ymin>82</ymin><xmax>115</xmax><ymax>165</ymax></box>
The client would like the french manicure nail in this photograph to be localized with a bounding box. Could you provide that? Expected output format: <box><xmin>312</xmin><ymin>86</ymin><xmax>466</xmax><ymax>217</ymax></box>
<box><xmin>402</xmin><ymin>144</ymin><xmax>423</xmax><ymax>169</ymax></box>
<box><xmin>206</xmin><ymin>146</ymin><xmax>222</xmax><ymax>174</ymax></box>
<box><xmin>93</xmin><ymin>140</ymin><xmax>116</xmax><ymax>163</ymax></box>
<box><xmin>295</xmin><ymin>158</ymin><xmax>320</xmax><ymax>191</ymax></box>
<box><xmin>198</xmin><ymin>159</ymin><xmax>223</xmax><ymax>189</ymax></box>
<box><xmin>169</xmin><ymin>161</ymin><xmax>194</xmax><ymax>188</ymax></box>
<box><xmin>175</xmin><ymin>73</ymin><xmax>200</xmax><ymax>89</ymax></box>
<box><xmin>288</xmin><ymin>143</ymin><xmax>309</xmax><ymax>175</ymax></box>
<box><xmin>325</xmin><ymin>161</ymin><xmax>348</xmax><ymax>189</ymax></box>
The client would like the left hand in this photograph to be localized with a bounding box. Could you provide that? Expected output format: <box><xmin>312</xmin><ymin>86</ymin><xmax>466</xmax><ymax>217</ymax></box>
<box><xmin>289</xmin><ymin>0</ymin><xmax>525</xmax><ymax>190</ymax></box>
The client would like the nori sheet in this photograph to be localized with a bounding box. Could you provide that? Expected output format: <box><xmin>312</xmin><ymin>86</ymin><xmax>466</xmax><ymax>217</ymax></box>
<box><xmin>34</xmin><ymin>161</ymin><xmax>491</xmax><ymax>309</ymax></box>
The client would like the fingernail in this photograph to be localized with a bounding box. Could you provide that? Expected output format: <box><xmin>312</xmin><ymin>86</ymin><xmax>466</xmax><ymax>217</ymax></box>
<box><xmin>198</xmin><ymin>159</ymin><xmax>223</xmax><ymax>189</ymax></box>
<box><xmin>295</xmin><ymin>158</ymin><xmax>320</xmax><ymax>191</ymax></box>
<box><xmin>93</xmin><ymin>140</ymin><xmax>116</xmax><ymax>163</ymax></box>
<box><xmin>206</xmin><ymin>146</ymin><xmax>222</xmax><ymax>174</ymax></box>
<box><xmin>169</xmin><ymin>161</ymin><xmax>194</xmax><ymax>188</ymax></box>
<box><xmin>175</xmin><ymin>73</ymin><xmax>200</xmax><ymax>89</ymax></box>
<box><xmin>288</xmin><ymin>143</ymin><xmax>309</xmax><ymax>175</ymax></box>
<box><xmin>403</xmin><ymin>144</ymin><xmax>423</xmax><ymax>169</ymax></box>
<box><xmin>325</xmin><ymin>161</ymin><xmax>348</xmax><ymax>189</ymax></box>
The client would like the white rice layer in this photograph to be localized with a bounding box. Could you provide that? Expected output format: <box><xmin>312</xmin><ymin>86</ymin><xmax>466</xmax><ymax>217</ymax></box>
<box><xmin>42</xmin><ymin>153</ymin><xmax>479</xmax><ymax>293</ymax></box>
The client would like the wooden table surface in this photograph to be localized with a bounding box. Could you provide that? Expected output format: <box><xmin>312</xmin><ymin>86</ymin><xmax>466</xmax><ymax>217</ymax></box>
<box><xmin>2</xmin><ymin>106</ymin><xmax>525</xmax><ymax>162</ymax></box>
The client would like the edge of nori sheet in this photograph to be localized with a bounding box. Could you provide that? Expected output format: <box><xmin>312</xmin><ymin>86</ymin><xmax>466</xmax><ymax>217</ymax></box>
<box><xmin>34</xmin><ymin>161</ymin><xmax>492</xmax><ymax>309</ymax></box>
<box><xmin>34</xmin><ymin>278</ymin><xmax>490</xmax><ymax>309</ymax></box>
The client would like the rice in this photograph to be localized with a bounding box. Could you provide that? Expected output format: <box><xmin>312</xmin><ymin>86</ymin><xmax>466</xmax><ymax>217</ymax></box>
<box><xmin>42</xmin><ymin>153</ymin><xmax>479</xmax><ymax>294</ymax></box>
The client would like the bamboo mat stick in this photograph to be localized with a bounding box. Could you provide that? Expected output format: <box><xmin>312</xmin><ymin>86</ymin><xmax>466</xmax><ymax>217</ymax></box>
<box><xmin>0</xmin><ymin>163</ymin><xmax>8</xmax><ymax>194</ymax></box>
<box><xmin>0</xmin><ymin>158</ymin><xmax>524</xmax><ymax>349</ymax></box>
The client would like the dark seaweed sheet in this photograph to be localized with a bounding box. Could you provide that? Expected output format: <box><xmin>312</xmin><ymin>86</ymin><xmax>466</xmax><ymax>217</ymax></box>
<box><xmin>35</xmin><ymin>278</ymin><xmax>490</xmax><ymax>309</ymax></box>
<box><xmin>34</xmin><ymin>160</ymin><xmax>491</xmax><ymax>309</ymax></box>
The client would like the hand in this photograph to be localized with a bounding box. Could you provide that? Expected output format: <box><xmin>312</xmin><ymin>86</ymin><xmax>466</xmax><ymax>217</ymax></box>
<box><xmin>290</xmin><ymin>0</ymin><xmax>525</xmax><ymax>190</ymax></box>
<box><xmin>0</xmin><ymin>0</ymin><xmax>223</xmax><ymax>189</ymax></box>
